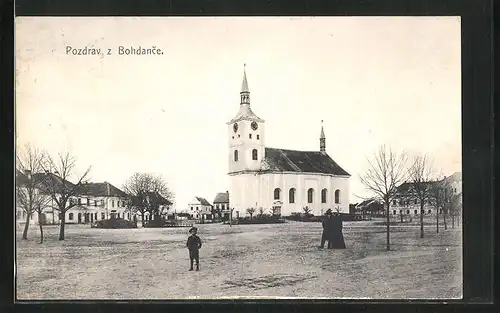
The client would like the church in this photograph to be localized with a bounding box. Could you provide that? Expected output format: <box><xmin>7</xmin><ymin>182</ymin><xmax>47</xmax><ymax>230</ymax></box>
<box><xmin>227</xmin><ymin>66</ymin><xmax>351</xmax><ymax>218</ymax></box>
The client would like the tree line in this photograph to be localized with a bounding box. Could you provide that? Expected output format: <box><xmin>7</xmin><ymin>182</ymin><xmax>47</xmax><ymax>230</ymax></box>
<box><xmin>15</xmin><ymin>144</ymin><xmax>174</xmax><ymax>243</ymax></box>
<box><xmin>359</xmin><ymin>145</ymin><xmax>462</xmax><ymax>251</ymax></box>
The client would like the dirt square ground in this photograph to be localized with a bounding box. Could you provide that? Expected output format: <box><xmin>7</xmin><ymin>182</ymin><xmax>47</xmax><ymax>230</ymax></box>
<box><xmin>16</xmin><ymin>220</ymin><xmax>462</xmax><ymax>299</ymax></box>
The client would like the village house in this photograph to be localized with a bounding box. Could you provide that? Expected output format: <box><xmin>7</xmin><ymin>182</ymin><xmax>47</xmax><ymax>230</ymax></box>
<box><xmin>15</xmin><ymin>169</ymin><xmax>133</xmax><ymax>228</ymax></box>
<box><xmin>187</xmin><ymin>197</ymin><xmax>213</xmax><ymax>221</ymax></box>
<box><xmin>213</xmin><ymin>191</ymin><xmax>230</xmax><ymax>221</ymax></box>
<box><xmin>389</xmin><ymin>172</ymin><xmax>462</xmax><ymax>218</ymax></box>
<box><xmin>141</xmin><ymin>191</ymin><xmax>173</xmax><ymax>221</ymax></box>
<box><xmin>355</xmin><ymin>199</ymin><xmax>385</xmax><ymax>219</ymax></box>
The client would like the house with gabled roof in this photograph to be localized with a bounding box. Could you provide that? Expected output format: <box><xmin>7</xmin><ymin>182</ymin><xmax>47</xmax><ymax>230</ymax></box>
<box><xmin>15</xmin><ymin>169</ymin><xmax>133</xmax><ymax>227</ymax></box>
<box><xmin>213</xmin><ymin>191</ymin><xmax>230</xmax><ymax>221</ymax></box>
<box><xmin>187</xmin><ymin>197</ymin><xmax>213</xmax><ymax>221</ymax></box>
<box><xmin>388</xmin><ymin>172</ymin><xmax>462</xmax><ymax>218</ymax></box>
<box><xmin>226</xmin><ymin>66</ymin><xmax>351</xmax><ymax>218</ymax></box>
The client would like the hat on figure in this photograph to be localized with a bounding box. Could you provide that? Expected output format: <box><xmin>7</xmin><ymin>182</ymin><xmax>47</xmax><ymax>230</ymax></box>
<box><xmin>325</xmin><ymin>209</ymin><xmax>333</xmax><ymax>216</ymax></box>
<box><xmin>189</xmin><ymin>227</ymin><xmax>198</xmax><ymax>234</ymax></box>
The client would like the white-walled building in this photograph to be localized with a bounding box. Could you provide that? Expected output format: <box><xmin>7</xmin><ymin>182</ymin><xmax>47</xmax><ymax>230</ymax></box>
<box><xmin>187</xmin><ymin>197</ymin><xmax>213</xmax><ymax>220</ymax></box>
<box><xmin>227</xmin><ymin>67</ymin><xmax>351</xmax><ymax>218</ymax></box>
<box><xmin>389</xmin><ymin>172</ymin><xmax>462</xmax><ymax>217</ymax></box>
<box><xmin>213</xmin><ymin>191</ymin><xmax>230</xmax><ymax>220</ymax></box>
<box><xmin>15</xmin><ymin>170</ymin><xmax>132</xmax><ymax>228</ymax></box>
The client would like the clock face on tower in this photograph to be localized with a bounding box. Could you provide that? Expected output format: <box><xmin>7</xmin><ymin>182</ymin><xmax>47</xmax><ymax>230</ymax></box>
<box><xmin>233</xmin><ymin>123</ymin><xmax>238</xmax><ymax>133</ymax></box>
<box><xmin>251</xmin><ymin>121</ymin><xmax>258</xmax><ymax>131</ymax></box>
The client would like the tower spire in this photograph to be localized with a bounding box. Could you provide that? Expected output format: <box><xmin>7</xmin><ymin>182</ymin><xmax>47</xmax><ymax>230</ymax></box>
<box><xmin>320</xmin><ymin>120</ymin><xmax>326</xmax><ymax>153</ymax></box>
<box><xmin>240</xmin><ymin>64</ymin><xmax>250</xmax><ymax>105</ymax></box>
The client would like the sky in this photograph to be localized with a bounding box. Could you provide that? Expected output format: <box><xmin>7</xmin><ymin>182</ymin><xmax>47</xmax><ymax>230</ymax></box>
<box><xmin>15</xmin><ymin>16</ymin><xmax>462</xmax><ymax>209</ymax></box>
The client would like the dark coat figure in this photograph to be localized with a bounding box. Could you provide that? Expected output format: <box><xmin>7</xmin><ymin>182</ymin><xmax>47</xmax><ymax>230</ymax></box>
<box><xmin>186</xmin><ymin>227</ymin><xmax>202</xmax><ymax>271</ymax></box>
<box><xmin>319</xmin><ymin>209</ymin><xmax>334</xmax><ymax>249</ymax></box>
<box><xmin>328</xmin><ymin>213</ymin><xmax>346</xmax><ymax>249</ymax></box>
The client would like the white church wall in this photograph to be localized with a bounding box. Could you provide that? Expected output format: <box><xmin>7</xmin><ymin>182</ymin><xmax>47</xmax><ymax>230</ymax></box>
<box><xmin>229</xmin><ymin>172</ymin><xmax>349</xmax><ymax>217</ymax></box>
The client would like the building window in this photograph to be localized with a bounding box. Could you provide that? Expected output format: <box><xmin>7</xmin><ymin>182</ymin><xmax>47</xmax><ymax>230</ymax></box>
<box><xmin>307</xmin><ymin>188</ymin><xmax>314</xmax><ymax>203</ymax></box>
<box><xmin>249</xmin><ymin>134</ymin><xmax>252</xmax><ymax>139</ymax></box>
<box><xmin>112</xmin><ymin>200</ymin><xmax>115</xmax><ymax>208</ymax></box>
<box><xmin>321</xmin><ymin>189</ymin><xmax>327</xmax><ymax>203</ymax></box>
<box><xmin>69</xmin><ymin>213</ymin><xmax>74</xmax><ymax>220</ymax></box>
<box><xmin>238</xmin><ymin>134</ymin><xmax>240</xmax><ymax>138</ymax></box>
<box><xmin>392</xmin><ymin>200</ymin><xmax>397</xmax><ymax>206</ymax></box>
<box><xmin>393</xmin><ymin>210</ymin><xmax>396</xmax><ymax>215</ymax></box>
<box><xmin>234</xmin><ymin>150</ymin><xmax>239</xmax><ymax>162</ymax></box>
<box><xmin>414</xmin><ymin>209</ymin><xmax>418</xmax><ymax>214</ymax></box>
<box><xmin>289</xmin><ymin>188</ymin><xmax>295</xmax><ymax>203</ymax></box>
<box><xmin>95</xmin><ymin>213</ymin><xmax>98</xmax><ymax>220</ymax></box>
<box><xmin>399</xmin><ymin>210</ymin><xmax>402</xmax><ymax>214</ymax></box>
<box><xmin>252</xmin><ymin>149</ymin><xmax>258</xmax><ymax>160</ymax></box>
<box><xmin>274</xmin><ymin>188</ymin><xmax>281</xmax><ymax>200</ymax></box>
<box><xmin>191</xmin><ymin>207</ymin><xmax>193</xmax><ymax>211</ymax></box>
<box><xmin>78</xmin><ymin>198</ymin><xmax>82</xmax><ymax>205</ymax></box>
<box><xmin>406</xmin><ymin>210</ymin><xmax>410</xmax><ymax>214</ymax></box>
<box><xmin>94</xmin><ymin>200</ymin><xmax>97</xmax><ymax>206</ymax></box>
<box><xmin>428</xmin><ymin>209</ymin><xmax>432</xmax><ymax>214</ymax></box>
<box><xmin>232</xmin><ymin>136</ymin><xmax>234</xmax><ymax>139</ymax></box>
<box><xmin>257</xmin><ymin>135</ymin><xmax>260</xmax><ymax>140</ymax></box>
<box><xmin>196</xmin><ymin>207</ymin><xmax>199</xmax><ymax>210</ymax></box>
<box><xmin>86</xmin><ymin>198</ymin><xmax>90</xmax><ymax>205</ymax></box>
<box><xmin>101</xmin><ymin>213</ymin><xmax>105</xmax><ymax>219</ymax></box>
<box><xmin>334</xmin><ymin>189</ymin><xmax>340</xmax><ymax>204</ymax></box>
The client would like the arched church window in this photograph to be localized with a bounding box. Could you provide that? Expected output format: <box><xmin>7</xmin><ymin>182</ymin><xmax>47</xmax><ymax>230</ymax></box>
<box><xmin>252</xmin><ymin>149</ymin><xmax>258</xmax><ymax>160</ymax></box>
<box><xmin>307</xmin><ymin>188</ymin><xmax>314</xmax><ymax>203</ymax></box>
<box><xmin>321</xmin><ymin>189</ymin><xmax>327</xmax><ymax>203</ymax></box>
<box><xmin>335</xmin><ymin>189</ymin><xmax>341</xmax><ymax>204</ymax></box>
<box><xmin>234</xmin><ymin>150</ymin><xmax>239</xmax><ymax>162</ymax></box>
<box><xmin>274</xmin><ymin>188</ymin><xmax>281</xmax><ymax>200</ymax></box>
<box><xmin>289</xmin><ymin>188</ymin><xmax>295</xmax><ymax>203</ymax></box>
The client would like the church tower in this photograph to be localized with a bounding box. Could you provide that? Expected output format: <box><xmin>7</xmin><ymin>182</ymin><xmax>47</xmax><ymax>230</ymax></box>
<box><xmin>227</xmin><ymin>65</ymin><xmax>266</xmax><ymax>174</ymax></box>
<box><xmin>320</xmin><ymin>120</ymin><xmax>326</xmax><ymax>153</ymax></box>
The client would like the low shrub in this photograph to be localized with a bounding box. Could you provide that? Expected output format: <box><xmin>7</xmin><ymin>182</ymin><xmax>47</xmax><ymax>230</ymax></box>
<box><xmin>91</xmin><ymin>218</ymin><xmax>138</xmax><ymax>229</ymax></box>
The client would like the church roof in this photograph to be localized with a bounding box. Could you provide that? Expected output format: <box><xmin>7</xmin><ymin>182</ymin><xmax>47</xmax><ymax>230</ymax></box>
<box><xmin>241</xmin><ymin>67</ymin><xmax>249</xmax><ymax>93</ymax></box>
<box><xmin>228</xmin><ymin>104</ymin><xmax>265</xmax><ymax>124</ymax></box>
<box><xmin>261</xmin><ymin>148</ymin><xmax>350</xmax><ymax>176</ymax></box>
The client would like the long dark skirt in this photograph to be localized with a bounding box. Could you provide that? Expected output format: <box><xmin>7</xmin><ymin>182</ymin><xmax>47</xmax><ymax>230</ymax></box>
<box><xmin>327</xmin><ymin>231</ymin><xmax>346</xmax><ymax>249</ymax></box>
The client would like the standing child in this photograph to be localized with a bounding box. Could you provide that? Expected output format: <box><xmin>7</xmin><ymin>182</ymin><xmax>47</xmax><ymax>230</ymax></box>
<box><xmin>186</xmin><ymin>227</ymin><xmax>202</xmax><ymax>271</ymax></box>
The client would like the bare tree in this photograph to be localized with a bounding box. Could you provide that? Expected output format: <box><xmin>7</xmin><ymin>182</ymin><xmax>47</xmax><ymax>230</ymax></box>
<box><xmin>40</xmin><ymin>151</ymin><xmax>91</xmax><ymax>241</ymax></box>
<box><xmin>359</xmin><ymin>145</ymin><xmax>408</xmax><ymax>251</ymax></box>
<box><xmin>123</xmin><ymin>173</ymin><xmax>175</xmax><ymax>226</ymax></box>
<box><xmin>246</xmin><ymin>207</ymin><xmax>255</xmax><ymax>220</ymax></box>
<box><xmin>302</xmin><ymin>206</ymin><xmax>313</xmax><ymax>217</ymax></box>
<box><xmin>408</xmin><ymin>155</ymin><xmax>436</xmax><ymax>239</ymax></box>
<box><xmin>449</xmin><ymin>193</ymin><xmax>461</xmax><ymax>228</ymax></box>
<box><xmin>269</xmin><ymin>207</ymin><xmax>280</xmax><ymax>216</ymax></box>
<box><xmin>16</xmin><ymin>144</ymin><xmax>51</xmax><ymax>242</ymax></box>
<box><xmin>429</xmin><ymin>180</ymin><xmax>443</xmax><ymax>233</ymax></box>
<box><xmin>258</xmin><ymin>207</ymin><xmax>264</xmax><ymax>218</ymax></box>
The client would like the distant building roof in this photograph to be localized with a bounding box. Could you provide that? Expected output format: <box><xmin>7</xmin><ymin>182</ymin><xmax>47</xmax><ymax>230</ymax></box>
<box><xmin>213</xmin><ymin>192</ymin><xmax>229</xmax><ymax>204</ymax></box>
<box><xmin>78</xmin><ymin>182</ymin><xmax>128</xmax><ymax>197</ymax></box>
<box><xmin>260</xmin><ymin>148</ymin><xmax>350</xmax><ymax>176</ymax></box>
<box><xmin>194</xmin><ymin>197</ymin><xmax>212</xmax><ymax>206</ymax></box>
